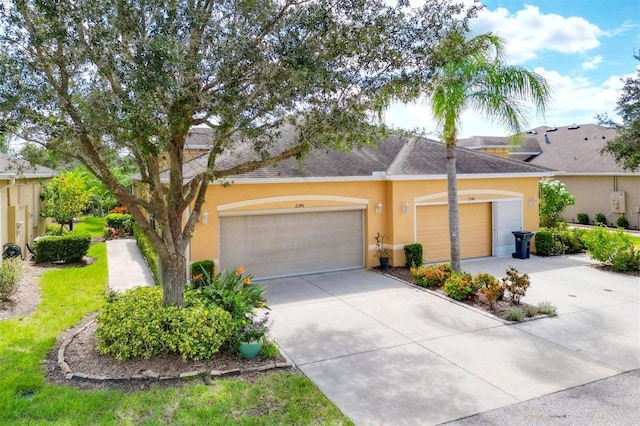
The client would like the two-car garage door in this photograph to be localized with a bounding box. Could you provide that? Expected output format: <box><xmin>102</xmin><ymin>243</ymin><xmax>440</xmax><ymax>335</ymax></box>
<box><xmin>219</xmin><ymin>210</ymin><xmax>364</xmax><ymax>279</ymax></box>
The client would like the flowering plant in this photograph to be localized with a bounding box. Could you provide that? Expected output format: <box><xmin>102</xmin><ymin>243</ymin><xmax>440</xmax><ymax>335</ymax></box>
<box><xmin>237</xmin><ymin>312</ymin><xmax>270</xmax><ymax>343</ymax></box>
<box><xmin>374</xmin><ymin>232</ymin><xmax>392</xmax><ymax>259</ymax></box>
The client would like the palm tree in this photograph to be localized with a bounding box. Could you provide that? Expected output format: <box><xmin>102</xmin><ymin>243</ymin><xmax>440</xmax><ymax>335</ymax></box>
<box><xmin>428</xmin><ymin>30</ymin><xmax>552</xmax><ymax>273</ymax></box>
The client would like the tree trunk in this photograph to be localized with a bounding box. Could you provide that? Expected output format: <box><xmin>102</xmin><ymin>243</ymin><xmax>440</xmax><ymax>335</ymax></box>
<box><xmin>446</xmin><ymin>144</ymin><xmax>461</xmax><ymax>273</ymax></box>
<box><xmin>159</xmin><ymin>252</ymin><xmax>187</xmax><ymax>307</ymax></box>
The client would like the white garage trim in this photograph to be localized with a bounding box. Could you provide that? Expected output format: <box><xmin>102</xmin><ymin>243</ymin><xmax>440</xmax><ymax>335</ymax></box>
<box><xmin>218</xmin><ymin>195</ymin><xmax>369</xmax><ymax>211</ymax></box>
<box><xmin>218</xmin><ymin>204</ymin><xmax>366</xmax><ymax>217</ymax></box>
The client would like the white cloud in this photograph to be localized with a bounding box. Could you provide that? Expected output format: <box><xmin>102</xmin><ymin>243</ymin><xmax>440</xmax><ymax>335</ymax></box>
<box><xmin>470</xmin><ymin>5</ymin><xmax>603</xmax><ymax>63</ymax></box>
<box><xmin>581</xmin><ymin>55</ymin><xmax>603</xmax><ymax>70</ymax></box>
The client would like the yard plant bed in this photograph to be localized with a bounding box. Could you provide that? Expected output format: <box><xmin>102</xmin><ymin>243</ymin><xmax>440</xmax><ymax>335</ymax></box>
<box><xmin>379</xmin><ymin>266</ymin><xmax>554</xmax><ymax>322</ymax></box>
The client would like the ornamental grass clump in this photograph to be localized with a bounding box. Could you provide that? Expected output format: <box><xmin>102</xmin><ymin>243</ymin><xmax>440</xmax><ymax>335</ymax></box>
<box><xmin>0</xmin><ymin>258</ymin><xmax>22</xmax><ymax>301</ymax></box>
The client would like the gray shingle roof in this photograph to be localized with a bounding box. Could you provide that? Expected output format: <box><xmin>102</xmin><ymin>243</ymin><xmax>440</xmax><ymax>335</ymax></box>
<box><xmin>175</xmin><ymin>130</ymin><xmax>553</xmax><ymax>182</ymax></box>
<box><xmin>525</xmin><ymin>124</ymin><xmax>626</xmax><ymax>173</ymax></box>
<box><xmin>0</xmin><ymin>153</ymin><xmax>57</xmax><ymax>178</ymax></box>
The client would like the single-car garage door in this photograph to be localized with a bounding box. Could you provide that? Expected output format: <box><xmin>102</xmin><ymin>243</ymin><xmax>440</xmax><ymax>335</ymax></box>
<box><xmin>416</xmin><ymin>203</ymin><xmax>492</xmax><ymax>263</ymax></box>
<box><xmin>220</xmin><ymin>210</ymin><xmax>364</xmax><ymax>279</ymax></box>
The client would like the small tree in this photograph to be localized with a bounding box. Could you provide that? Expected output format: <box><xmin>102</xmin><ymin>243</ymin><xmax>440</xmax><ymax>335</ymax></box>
<box><xmin>538</xmin><ymin>178</ymin><xmax>575</xmax><ymax>228</ymax></box>
<box><xmin>41</xmin><ymin>171</ymin><xmax>92</xmax><ymax>231</ymax></box>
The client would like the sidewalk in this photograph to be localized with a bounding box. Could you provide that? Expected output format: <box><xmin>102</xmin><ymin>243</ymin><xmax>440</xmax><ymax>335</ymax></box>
<box><xmin>105</xmin><ymin>238</ymin><xmax>155</xmax><ymax>292</ymax></box>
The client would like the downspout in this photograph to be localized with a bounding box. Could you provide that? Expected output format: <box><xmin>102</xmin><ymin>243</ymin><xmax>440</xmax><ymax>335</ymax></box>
<box><xmin>0</xmin><ymin>176</ymin><xmax>17</xmax><ymax>263</ymax></box>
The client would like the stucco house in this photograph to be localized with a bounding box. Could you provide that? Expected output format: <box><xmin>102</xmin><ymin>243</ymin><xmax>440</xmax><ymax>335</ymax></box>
<box><xmin>0</xmin><ymin>153</ymin><xmax>56</xmax><ymax>259</ymax></box>
<box><xmin>177</xmin><ymin>131</ymin><xmax>553</xmax><ymax>279</ymax></box>
<box><xmin>460</xmin><ymin>124</ymin><xmax>640</xmax><ymax>230</ymax></box>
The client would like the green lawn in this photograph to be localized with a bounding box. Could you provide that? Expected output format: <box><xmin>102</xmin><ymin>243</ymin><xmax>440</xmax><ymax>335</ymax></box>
<box><xmin>0</xmin><ymin>217</ymin><xmax>351</xmax><ymax>425</ymax></box>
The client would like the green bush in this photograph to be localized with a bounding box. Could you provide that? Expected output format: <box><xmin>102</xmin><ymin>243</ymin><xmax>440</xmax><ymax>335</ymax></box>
<box><xmin>534</xmin><ymin>230</ymin><xmax>554</xmax><ymax>256</ymax></box>
<box><xmin>195</xmin><ymin>266</ymin><xmax>269</xmax><ymax>322</ymax></box>
<box><xmin>522</xmin><ymin>304</ymin><xmax>539</xmax><ymax>317</ymax></box>
<box><xmin>133</xmin><ymin>223</ymin><xmax>159</xmax><ymax>285</ymax></box>
<box><xmin>537</xmin><ymin>301</ymin><xmax>558</xmax><ymax>316</ymax></box>
<box><xmin>502</xmin><ymin>267</ymin><xmax>530</xmax><ymax>304</ymax></box>
<box><xmin>190</xmin><ymin>260</ymin><xmax>215</xmax><ymax>289</ymax></box>
<box><xmin>403</xmin><ymin>244</ymin><xmax>423</xmax><ymax>267</ymax></box>
<box><xmin>611</xmin><ymin>247</ymin><xmax>640</xmax><ymax>272</ymax></box>
<box><xmin>33</xmin><ymin>230</ymin><xmax>91</xmax><ymax>263</ymax></box>
<box><xmin>45</xmin><ymin>224</ymin><xmax>68</xmax><ymax>236</ymax></box>
<box><xmin>594</xmin><ymin>213</ymin><xmax>608</xmax><ymax>226</ymax></box>
<box><xmin>443</xmin><ymin>272</ymin><xmax>476</xmax><ymax>301</ymax></box>
<box><xmin>576</xmin><ymin>213</ymin><xmax>589</xmax><ymax>225</ymax></box>
<box><xmin>0</xmin><ymin>258</ymin><xmax>23</xmax><ymax>301</ymax></box>
<box><xmin>556</xmin><ymin>227</ymin><xmax>586</xmax><ymax>254</ymax></box>
<box><xmin>505</xmin><ymin>307</ymin><xmax>525</xmax><ymax>322</ymax></box>
<box><xmin>616</xmin><ymin>215</ymin><xmax>629</xmax><ymax>229</ymax></box>
<box><xmin>105</xmin><ymin>213</ymin><xmax>133</xmax><ymax>237</ymax></box>
<box><xmin>96</xmin><ymin>287</ymin><xmax>234</xmax><ymax>361</ymax></box>
<box><xmin>260</xmin><ymin>341</ymin><xmax>279</xmax><ymax>359</ymax></box>
<box><xmin>410</xmin><ymin>264</ymin><xmax>450</xmax><ymax>288</ymax></box>
<box><xmin>582</xmin><ymin>226</ymin><xmax>633</xmax><ymax>264</ymax></box>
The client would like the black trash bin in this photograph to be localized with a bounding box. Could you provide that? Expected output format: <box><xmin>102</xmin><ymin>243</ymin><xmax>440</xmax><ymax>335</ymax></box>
<box><xmin>512</xmin><ymin>231</ymin><xmax>534</xmax><ymax>259</ymax></box>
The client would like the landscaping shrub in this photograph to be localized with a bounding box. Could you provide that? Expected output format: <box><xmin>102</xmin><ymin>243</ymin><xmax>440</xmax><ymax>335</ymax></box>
<box><xmin>502</xmin><ymin>267</ymin><xmax>530</xmax><ymax>304</ymax></box>
<box><xmin>0</xmin><ymin>258</ymin><xmax>23</xmax><ymax>301</ymax></box>
<box><xmin>594</xmin><ymin>213</ymin><xmax>608</xmax><ymax>226</ymax></box>
<box><xmin>45</xmin><ymin>224</ymin><xmax>68</xmax><ymax>236</ymax></box>
<box><xmin>474</xmin><ymin>272</ymin><xmax>502</xmax><ymax>309</ymax></box>
<box><xmin>576</xmin><ymin>213</ymin><xmax>589</xmax><ymax>225</ymax></box>
<box><xmin>537</xmin><ymin>301</ymin><xmax>558</xmax><ymax>316</ymax></box>
<box><xmin>611</xmin><ymin>247</ymin><xmax>640</xmax><ymax>272</ymax></box>
<box><xmin>582</xmin><ymin>226</ymin><xmax>633</xmax><ymax>264</ymax></box>
<box><xmin>404</xmin><ymin>243</ymin><xmax>423</xmax><ymax>267</ymax></box>
<box><xmin>556</xmin><ymin>227</ymin><xmax>586</xmax><ymax>254</ymax></box>
<box><xmin>108</xmin><ymin>206</ymin><xmax>129</xmax><ymax>214</ymax></box>
<box><xmin>505</xmin><ymin>307</ymin><xmax>525</xmax><ymax>322</ymax></box>
<box><xmin>96</xmin><ymin>287</ymin><xmax>234</xmax><ymax>361</ymax></box>
<box><xmin>260</xmin><ymin>341</ymin><xmax>279</xmax><ymax>359</ymax></box>
<box><xmin>410</xmin><ymin>263</ymin><xmax>451</xmax><ymax>288</ymax></box>
<box><xmin>443</xmin><ymin>272</ymin><xmax>476</xmax><ymax>301</ymax></box>
<box><xmin>534</xmin><ymin>230</ymin><xmax>554</xmax><ymax>256</ymax></box>
<box><xmin>133</xmin><ymin>223</ymin><xmax>159</xmax><ymax>285</ymax></box>
<box><xmin>616</xmin><ymin>215</ymin><xmax>629</xmax><ymax>229</ymax></box>
<box><xmin>190</xmin><ymin>260</ymin><xmax>215</xmax><ymax>289</ymax></box>
<box><xmin>104</xmin><ymin>213</ymin><xmax>133</xmax><ymax>236</ymax></box>
<box><xmin>196</xmin><ymin>266</ymin><xmax>269</xmax><ymax>323</ymax></box>
<box><xmin>522</xmin><ymin>304</ymin><xmax>539</xmax><ymax>317</ymax></box>
<box><xmin>33</xmin><ymin>230</ymin><xmax>91</xmax><ymax>263</ymax></box>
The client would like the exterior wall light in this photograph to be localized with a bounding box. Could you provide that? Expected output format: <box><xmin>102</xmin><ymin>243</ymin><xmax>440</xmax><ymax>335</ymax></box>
<box><xmin>528</xmin><ymin>197</ymin><xmax>538</xmax><ymax>207</ymax></box>
<box><xmin>375</xmin><ymin>202</ymin><xmax>383</xmax><ymax>214</ymax></box>
<box><xmin>401</xmin><ymin>202</ymin><xmax>409</xmax><ymax>214</ymax></box>
<box><xmin>202</xmin><ymin>209</ymin><xmax>209</xmax><ymax>224</ymax></box>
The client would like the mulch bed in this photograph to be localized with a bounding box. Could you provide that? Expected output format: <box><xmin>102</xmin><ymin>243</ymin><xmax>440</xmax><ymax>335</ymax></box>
<box><xmin>378</xmin><ymin>266</ymin><xmax>545</xmax><ymax>322</ymax></box>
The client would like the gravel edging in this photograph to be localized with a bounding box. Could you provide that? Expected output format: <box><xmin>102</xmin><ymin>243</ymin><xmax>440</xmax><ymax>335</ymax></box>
<box><xmin>57</xmin><ymin>317</ymin><xmax>293</xmax><ymax>383</ymax></box>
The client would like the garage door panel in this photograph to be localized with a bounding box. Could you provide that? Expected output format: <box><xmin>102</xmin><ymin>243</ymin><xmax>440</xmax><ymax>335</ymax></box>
<box><xmin>220</xmin><ymin>210</ymin><xmax>364</xmax><ymax>279</ymax></box>
<box><xmin>417</xmin><ymin>203</ymin><xmax>492</xmax><ymax>263</ymax></box>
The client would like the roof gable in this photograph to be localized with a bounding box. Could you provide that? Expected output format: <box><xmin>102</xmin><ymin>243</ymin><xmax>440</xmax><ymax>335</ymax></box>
<box><xmin>0</xmin><ymin>153</ymin><xmax>57</xmax><ymax>179</ymax></box>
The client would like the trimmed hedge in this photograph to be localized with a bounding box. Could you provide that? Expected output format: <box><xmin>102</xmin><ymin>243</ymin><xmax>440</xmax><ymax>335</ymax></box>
<box><xmin>404</xmin><ymin>243</ymin><xmax>423</xmax><ymax>267</ymax></box>
<box><xmin>616</xmin><ymin>215</ymin><xmax>629</xmax><ymax>229</ymax></box>
<box><xmin>105</xmin><ymin>213</ymin><xmax>133</xmax><ymax>233</ymax></box>
<box><xmin>191</xmin><ymin>260</ymin><xmax>215</xmax><ymax>289</ymax></box>
<box><xmin>33</xmin><ymin>230</ymin><xmax>91</xmax><ymax>263</ymax></box>
<box><xmin>45</xmin><ymin>224</ymin><xmax>68</xmax><ymax>236</ymax></box>
<box><xmin>534</xmin><ymin>230</ymin><xmax>554</xmax><ymax>256</ymax></box>
<box><xmin>576</xmin><ymin>213</ymin><xmax>589</xmax><ymax>225</ymax></box>
<box><xmin>594</xmin><ymin>213</ymin><xmax>607</xmax><ymax>226</ymax></box>
<box><xmin>133</xmin><ymin>223</ymin><xmax>160</xmax><ymax>285</ymax></box>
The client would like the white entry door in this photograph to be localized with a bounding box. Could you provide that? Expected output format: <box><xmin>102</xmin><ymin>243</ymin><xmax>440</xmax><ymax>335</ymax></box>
<box><xmin>492</xmin><ymin>199</ymin><xmax>523</xmax><ymax>257</ymax></box>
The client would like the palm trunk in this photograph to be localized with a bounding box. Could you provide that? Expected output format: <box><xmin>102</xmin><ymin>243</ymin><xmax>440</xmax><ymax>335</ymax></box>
<box><xmin>446</xmin><ymin>144</ymin><xmax>461</xmax><ymax>273</ymax></box>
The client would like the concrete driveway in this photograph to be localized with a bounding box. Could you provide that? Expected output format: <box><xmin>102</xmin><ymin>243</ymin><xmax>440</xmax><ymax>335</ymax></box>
<box><xmin>262</xmin><ymin>254</ymin><xmax>640</xmax><ymax>425</ymax></box>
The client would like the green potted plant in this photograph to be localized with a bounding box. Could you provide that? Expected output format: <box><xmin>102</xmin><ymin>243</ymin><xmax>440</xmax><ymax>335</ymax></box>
<box><xmin>374</xmin><ymin>233</ymin><xmax>392</xmax><ymax>270</ymax></box>
<box><xmin>237</xmin><ymin>312</ymin><xmax>270</xmax><ymax>359</ymax></box>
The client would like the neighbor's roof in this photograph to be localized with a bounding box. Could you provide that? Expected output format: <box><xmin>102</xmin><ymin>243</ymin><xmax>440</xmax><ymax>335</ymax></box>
<box><xmin>0</xmin><ymin>153</ymin><xmax>57</xmax><ymax>179</ymax></box>
<box><xmin>172</xmin><ymin>128</ymin><xmax>554</xmax><ymax>183</ymax></box>
<box><xmin>457</xmin><ymin>135</ymin><xmax>542</xmax><ymax>155</ymax></box>
<box><xmin>525</xmin><ymin>124</ymin><xmax>629</xmax><ymax>173</ymax></box>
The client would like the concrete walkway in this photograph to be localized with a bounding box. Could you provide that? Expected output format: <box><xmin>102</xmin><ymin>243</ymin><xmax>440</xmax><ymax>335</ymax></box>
<box><xmin>262</xmin><ymin>254</ymin><xmax>640</xmax><ymax>425</ymax></box>
<box><xmin>106</xmin><ymin>238</ymin><xmax>155</xmax><ymax>292</ymax></box>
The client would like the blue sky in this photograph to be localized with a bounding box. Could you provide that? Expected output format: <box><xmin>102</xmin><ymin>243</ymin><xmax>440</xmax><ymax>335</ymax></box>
<box><xmin>384</xmin><ymin>0</ymin><xmax>640</xmax><ymax>138</ymax></box>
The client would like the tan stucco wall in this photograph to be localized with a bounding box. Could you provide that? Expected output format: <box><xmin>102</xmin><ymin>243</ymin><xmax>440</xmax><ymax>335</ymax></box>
<box><xmin>189</xmin><ymin>176</ymin><xmax>541</xmax><ymax>269</ymax></box>
<box><xmin>557</xmin><ymin>175</ymin><xmax>640</xmax><ymax>229</ymax></box>
<box><xmin>478</xmin><ymin>147</ymin><xmax>510</xmax><ymax>158</ymax></box>
<box><xmin>1</xmin><ymin>178</ymin><xmax>49</xmax><ymax>258</ymax></box>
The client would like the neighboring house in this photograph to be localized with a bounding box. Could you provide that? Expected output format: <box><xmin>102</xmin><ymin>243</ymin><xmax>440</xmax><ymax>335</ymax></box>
<box><xmin>172</xmin><ymin>130</ymin><xmax>553</xmax><ymax>279</ymax></box>
<box><xmin>461</xmin><ymin>124</ymin><xmax>640</xmax><ymax>229</ymax></box>
<box><xmin>0</xmin><ymin>153</ymin><xmax>56</xmax><ymax>259</ymax></box>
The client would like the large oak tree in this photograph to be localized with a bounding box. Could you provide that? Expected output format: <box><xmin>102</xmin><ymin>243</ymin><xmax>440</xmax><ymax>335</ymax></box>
<box><xmin>0</xmin><ymin>0</ymin><xmax>468</xmax><ymax>306</ymax></box>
